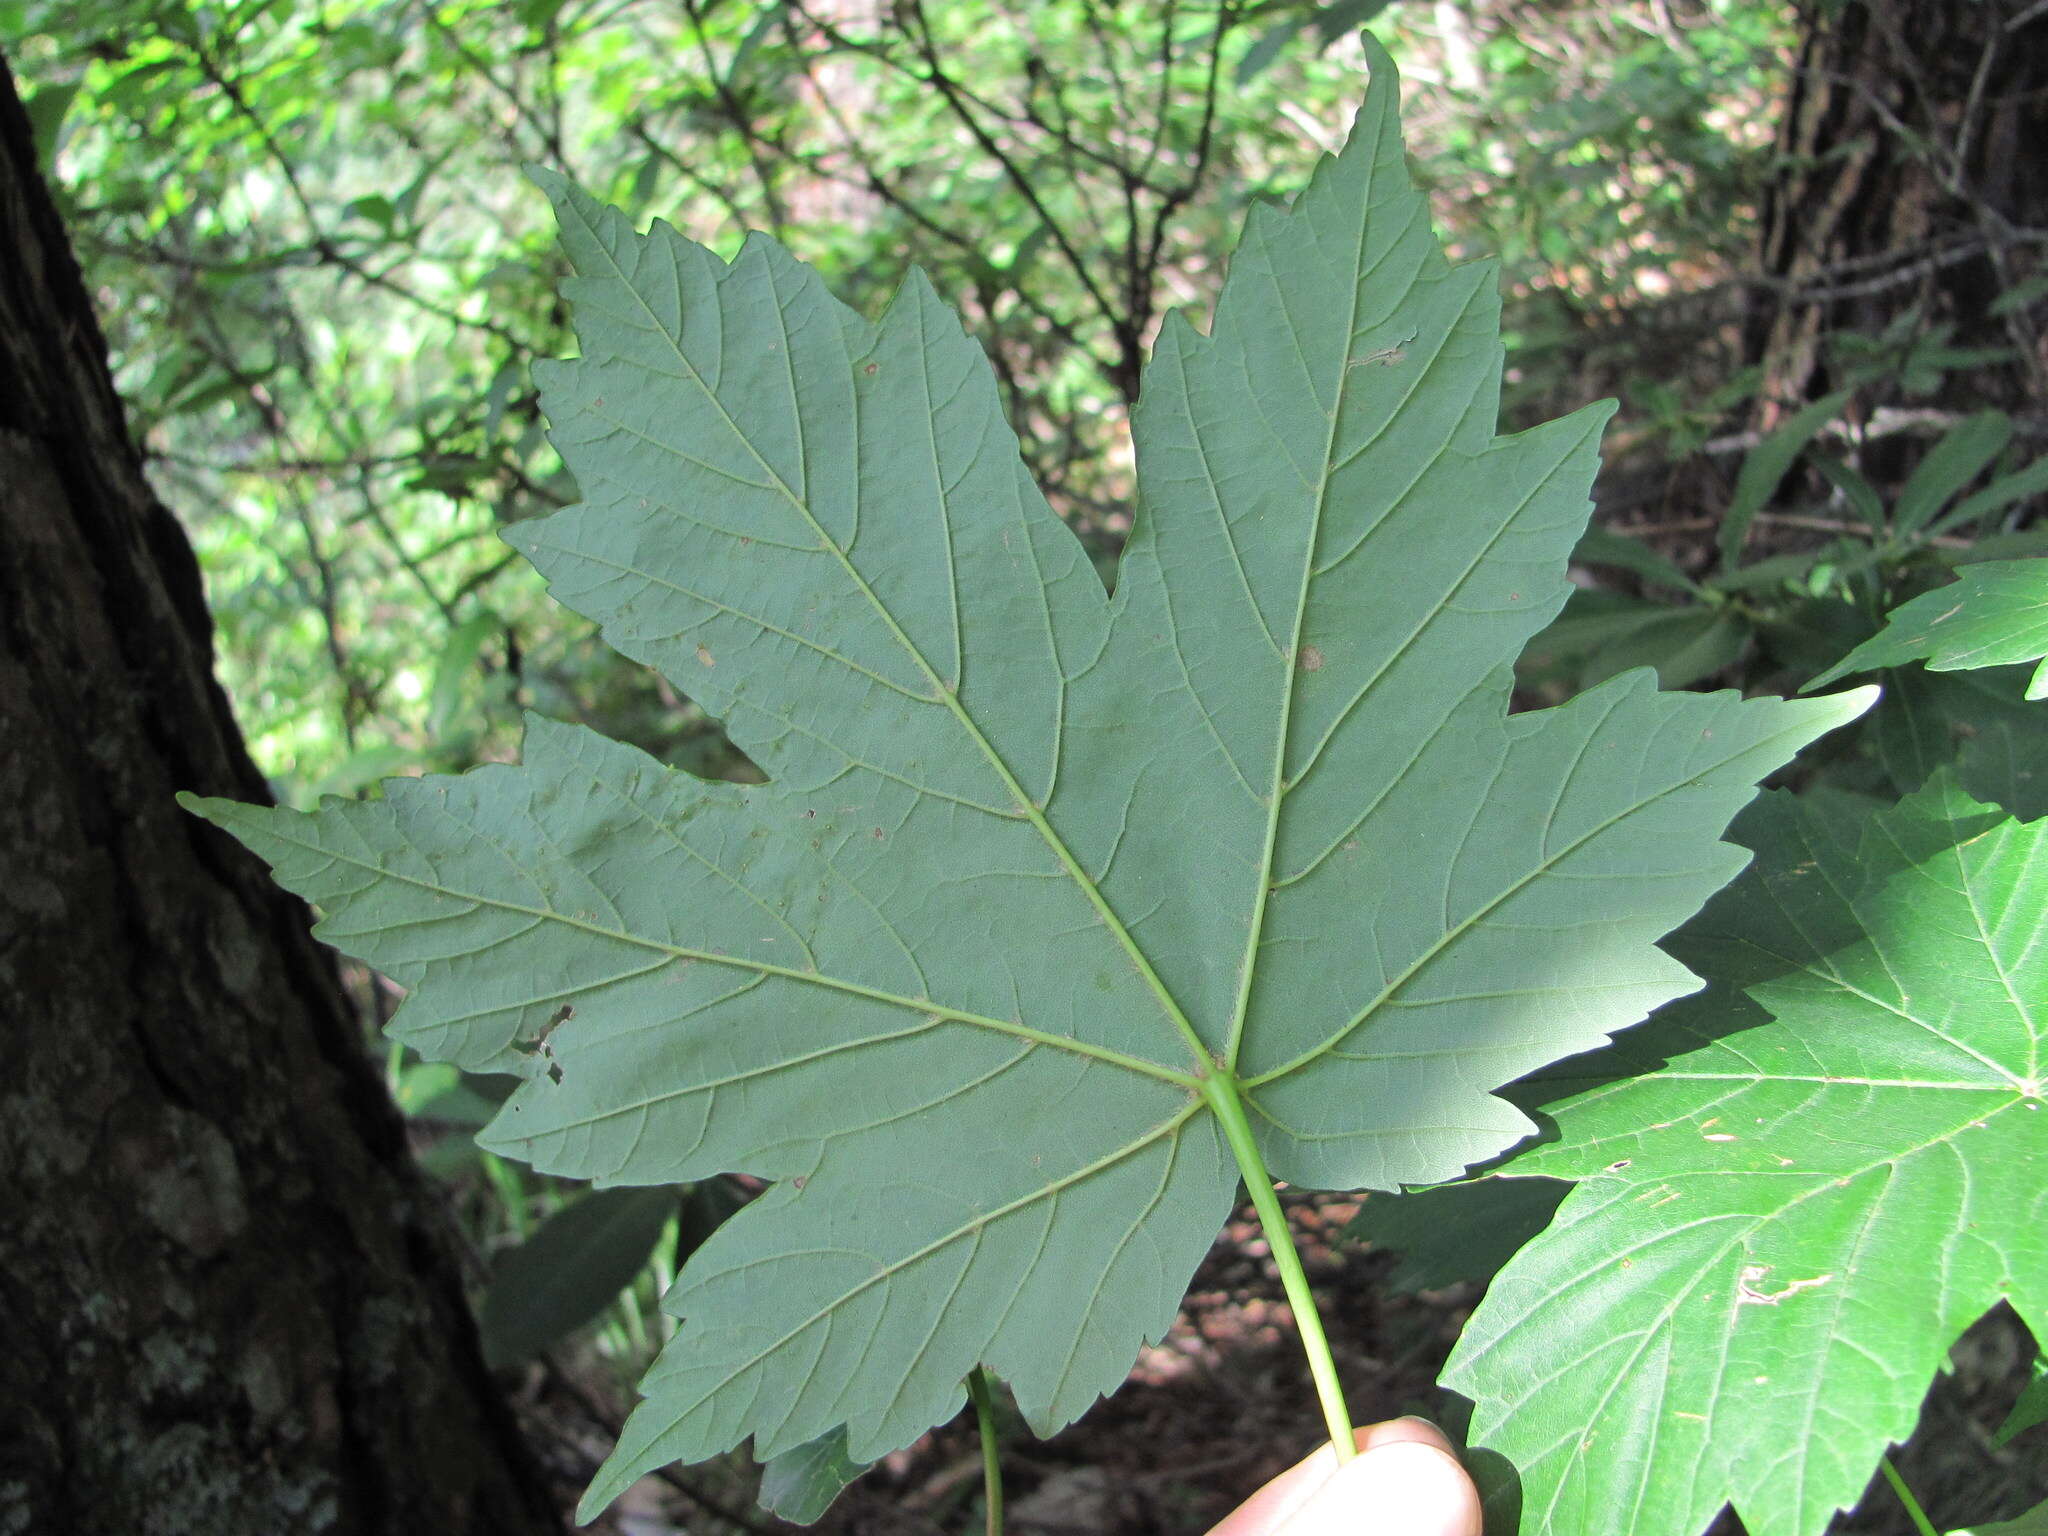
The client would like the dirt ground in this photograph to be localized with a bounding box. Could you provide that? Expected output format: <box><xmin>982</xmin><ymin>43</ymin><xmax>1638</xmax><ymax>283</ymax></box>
<box><xmin>526</xmin><ymin>1191</ymin><xmax>2046</xmax><ymax>1536</ymax></box>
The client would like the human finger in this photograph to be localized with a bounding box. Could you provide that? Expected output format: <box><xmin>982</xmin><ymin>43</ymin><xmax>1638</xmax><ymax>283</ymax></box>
<box><xmin>1205</xmin><ymin>1418</ymin><xmax>1474</xmax><ymax>1536</ymax></box>
<box><xmin>1274</xmin><ymin>1424</ymin><xmax>1481</xmax><ymax>1536</ymax></box>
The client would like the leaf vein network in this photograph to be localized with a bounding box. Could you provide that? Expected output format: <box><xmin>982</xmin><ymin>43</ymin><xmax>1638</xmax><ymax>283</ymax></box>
<box><xmin>1248</xmin><ymin>715</ymin><xmax>1852</xmax><ymax>1089</ymax></box>
<box><xmin>283</xmin><ymin>820</ymin><xmax>1201</xmax><ymax>1086</ymax></box>
<box><xmin>580</xmin><ymin>199</ymin><xmax>1213</xmax><ymax>1075</ymax></box>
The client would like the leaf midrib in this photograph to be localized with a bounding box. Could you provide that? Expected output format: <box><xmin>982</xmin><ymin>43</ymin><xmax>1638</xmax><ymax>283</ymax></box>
<box><xmin>1216</xmin><ymin>121</ymin><xmax>1381</xmax><ymax>1073</ymax></box>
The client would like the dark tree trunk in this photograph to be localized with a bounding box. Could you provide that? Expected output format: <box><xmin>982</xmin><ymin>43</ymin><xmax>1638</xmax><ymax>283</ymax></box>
<box><xmin>0</xmin><ymin>58</ymin><xmax>563</xmax><ymax>1536</ymax></box>
<box><xmin>1746</xmin><ymin>0</ymin><xmax>2048</xmax><ymax>424</ymax></box>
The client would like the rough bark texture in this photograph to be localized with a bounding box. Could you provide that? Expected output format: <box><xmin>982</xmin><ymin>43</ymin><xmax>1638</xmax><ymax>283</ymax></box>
<box><xmin>1746</xmin><ymin>0</ymin><xmax>2048</xmax><ymax>423</ymax></box>
<box><xmin>0</xmin><ymin>59</ymin><xmax>564</xmax><ymax>1536</ymax></box>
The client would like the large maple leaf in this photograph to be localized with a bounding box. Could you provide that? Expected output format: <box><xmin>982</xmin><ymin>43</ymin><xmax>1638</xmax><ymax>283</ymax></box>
<box><xmin>182</xmin><ymin>46</ymin><xmax>1867</xmax><ymax>1518</ymax></box>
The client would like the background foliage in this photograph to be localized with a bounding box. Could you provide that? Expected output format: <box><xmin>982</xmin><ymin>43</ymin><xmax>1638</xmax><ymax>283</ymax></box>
<box><xmin>9</xmin><ymin>0</ymin><xmax>1794</xmax><ymax>800</ymax></box>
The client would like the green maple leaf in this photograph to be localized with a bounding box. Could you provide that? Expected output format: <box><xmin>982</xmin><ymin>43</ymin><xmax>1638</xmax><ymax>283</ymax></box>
<box><xmin>1809</xmin><ymin>558</ymin><xmax>2048</xmax><ymax>701</ymax></box>
<box><xmin>181</xmin><ymin>47</ymin><xmax>1868</xmax><ymax>1520</ymax></box>
<box><xmin>1446</xmin><ymin>776</ymin><xmax>2048</xmax><ymax>1536</ymax></box>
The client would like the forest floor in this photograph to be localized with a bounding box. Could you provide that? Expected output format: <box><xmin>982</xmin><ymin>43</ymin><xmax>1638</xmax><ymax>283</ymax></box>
<box><xmin>518</xmin><ymin>1191</ymin><xmax>2046</xmax><ymax>1536</ymax></box>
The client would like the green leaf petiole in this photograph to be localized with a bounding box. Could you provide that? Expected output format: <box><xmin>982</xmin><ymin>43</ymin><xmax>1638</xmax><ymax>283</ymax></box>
<box><xmin>1202</xmin><ymin>1073</ymin><xmax>1358</xmax><ymax>1464</ymax></box>
<box><xmin>1881</xmin><ymin>1457</ymin><xmax>1938</xmax><ymax>1536</ymax></box>
<box><xmin>967</xmin><ymin>1368</ymin><xmax>1004</xmax><ymax>1536</ymax></box>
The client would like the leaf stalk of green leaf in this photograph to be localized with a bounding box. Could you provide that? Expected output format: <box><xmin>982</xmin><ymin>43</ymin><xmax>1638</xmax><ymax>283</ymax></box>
<box><xmin>1202</xmin><ymin>1073</ymin><xmax>1357</xmax><ymax>1463</ymax></box>
<box><xmin>1880</xmin><ymin>1457</ymin><xmax>1939</xmax><ymax>1536</ymax></box>
<box><xmin>967</xmin><ymin>1367</ymin><xmax>1005</xmax><ymax>1536</ymax></box>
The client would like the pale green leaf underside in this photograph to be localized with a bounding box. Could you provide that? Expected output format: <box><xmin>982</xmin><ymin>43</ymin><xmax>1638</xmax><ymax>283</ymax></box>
<box><xmin>1809</xmin><ymin>559</ymin><xmax>2048</xmax><ymax>700</ymax></box>
<box><xmin>1446</xmin><ymin>778</ymin><xmax>2048</xmax><ymax>1536</ymax></box>
<box><xmin>180</xmin><ymin>45</ymin><xmax>1870</xmax><ymax>1522</ymax></box>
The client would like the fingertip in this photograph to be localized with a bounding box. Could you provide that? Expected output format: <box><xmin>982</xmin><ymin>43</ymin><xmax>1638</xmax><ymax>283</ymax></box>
<box><xmin>1330</xmin><ymin>1439</ymin><xmax>1482</xmax><ymax>1536</ymax></box>
<box><xmin>1276</xmin><ymin>1432</ymin><xmax>1479</xmax><ymax>1536</ymax></box>
<box><xmin>1355</xmin><ymin>1415</ymin><xmax>1459</xmax><ymax>1458</ymax></box>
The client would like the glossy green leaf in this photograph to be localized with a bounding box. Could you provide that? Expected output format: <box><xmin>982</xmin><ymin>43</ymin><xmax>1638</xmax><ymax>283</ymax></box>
<box><xmin>1807</xmin><ymin>451</ymin><xmax>1885</xmax><ymax>531</ymax></box>
<box><xmin>1236</xmin><ymin>15</ymin><xmax>1308</xmax><ymax>84</ymax></box>
<box><xmin>22</xmin><ymin>76</ymin><xmax>81</xmax><ymax>176</ymax></box>
<box><xmin>180</xmin><ymin>47</ymin><xmax>1868</xmax><ymax>1523</ymax></box>
<box><xmin>1932</xmin><ymin>455</ymin><xmax>2048</xmax><ymax>537</ymax></box>
<box><xmin>1311</xmin><ymin>0</ymin><xmax>1400</xmax><ymax>43</ymax></box>
<box><xmin>1809</xmin><ymin>560</ymin><xmax>2048</xmax><ymax>700</ymax></box>
<box><xmin>1447</xmin><ymin>778</ymin><xmax>2048</xmax><ymax>1536</ymax></box>
<box><xmin>429</xmin><ymin>610</ymin><xmax>503</xmax><ymax>735</ymax></box>
<box><xmin>1950</xmin><ymin>530</ymin><xmax>2048</xmax><ymax>567</ymax></box>
<box><xmin>726</xmin><ymin>3</ymin><xmax>785</xmax><ymax>86</ymax></box>
<box><xmin>1521</xmin><ymin>592</ymin><xmax>1750</xmax><ymax>695</ymax></box>
<box><xmin>412</xmin><ymin>1071</ymin><xmax>517</xmax><ymax>1129</ymax></box>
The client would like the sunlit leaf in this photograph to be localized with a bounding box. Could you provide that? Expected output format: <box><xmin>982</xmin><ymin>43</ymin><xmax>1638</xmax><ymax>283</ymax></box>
<box><xmin>1809</xmin><ymin>560</ymin><xmax>2048</xmax><ymax>701</ymax></box>
<box><xmin>1448</xmin><ymin>778</ymin><xmax>2048</xmax><ymax>1536</ymax></box>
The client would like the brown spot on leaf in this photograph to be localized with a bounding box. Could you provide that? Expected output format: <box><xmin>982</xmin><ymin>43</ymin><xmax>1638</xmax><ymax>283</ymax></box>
<box><xmin>695</xmin><ymin>643</ymin><xmax>715</xmax><ymax>667</ymax></box>
<box><xmin>1297</xmin><ymin>645</ymin><xmax>1325</xmax><ymax>673</ymax></box>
